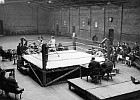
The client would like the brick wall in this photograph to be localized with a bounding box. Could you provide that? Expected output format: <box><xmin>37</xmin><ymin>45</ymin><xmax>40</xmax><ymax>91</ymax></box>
<box><xmin>0</xmin><ymin>3</ymin><xmax>50</xmax><ymax>35</ymax></box>
<box><xmin>50</xmin><ymin>4</ymin><xmax>140</xmax><ymax>44</ymax></box>
<box><xmin>122</xmin><ymin>7</ymin><xmax>140</xmax><ymax>43</ymax></box>
<box><xmin>50</xmin><ymin>5</ymin><xmax>122</xmax><ymax>42</ymax></box>
<box><xmin>0</xmin><ymin>2</ymin><xmax>140</xmax><ymax>44</ymax></box>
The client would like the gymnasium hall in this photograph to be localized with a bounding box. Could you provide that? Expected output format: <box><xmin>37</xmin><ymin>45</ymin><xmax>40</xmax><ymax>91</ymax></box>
<box><xmin>0</xmin><ymin>0</ymin><xmax>140</xmax><ymax>100</ymax></box>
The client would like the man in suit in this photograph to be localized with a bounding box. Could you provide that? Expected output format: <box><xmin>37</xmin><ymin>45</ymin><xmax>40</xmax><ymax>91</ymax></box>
<box><xmin>6</xmin><ymin>72</ymin><xmax>19</xmax><ymax>88</ymax></box>
<box><xmin>17</xmin><ymin>43</ymin><xmax>22</xmax><ymax>60</ymax></box>
<box><xmin>88</xmin><ymin>57</ymin><xmax>101</xmax><ymax>83</ymax></box>
<box><xmin>133</xmin><ymin>42</ymin><xmax>139</xmax><ymax>53</ymax></box>
<box><xmin>101</xmin><ymin>58</ymin><xmax>113</xmax><ymax>79</ymax></box>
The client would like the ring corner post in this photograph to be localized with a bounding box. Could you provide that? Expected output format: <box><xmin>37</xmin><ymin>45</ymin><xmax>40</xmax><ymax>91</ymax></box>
<box><xmin>42</xmin><ymin>44</ymin><xmax>48</xmax><ymax>87</ymax></box>
<box><xmin>20</xmin><ymin>37</ymin><xmax>25</xmax><ymax>55</ymax></box>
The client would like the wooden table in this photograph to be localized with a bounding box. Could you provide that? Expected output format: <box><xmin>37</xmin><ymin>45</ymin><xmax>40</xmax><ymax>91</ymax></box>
<box><xmin>80</xmin><ymin>56</ymin><xmax>105</xmax><ymax>81</ymax></box>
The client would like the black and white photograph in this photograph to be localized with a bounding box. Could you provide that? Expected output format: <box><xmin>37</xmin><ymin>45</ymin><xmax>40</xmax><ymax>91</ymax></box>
<box><xmin>0</xmin><ymin>0</ymin><xmax>140</xmax><ymax>100</ymax></box>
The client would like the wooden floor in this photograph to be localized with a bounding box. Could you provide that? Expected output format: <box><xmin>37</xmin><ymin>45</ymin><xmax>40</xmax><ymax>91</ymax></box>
<box><xmin>68</xmin><ymin>75</ymin><xmax>140</xmax><ymax>100</ymax></box>
<box><xmin>0</xmin><ymin>34</ymin><xmax>140</xmax><ymax>100</ymax></box>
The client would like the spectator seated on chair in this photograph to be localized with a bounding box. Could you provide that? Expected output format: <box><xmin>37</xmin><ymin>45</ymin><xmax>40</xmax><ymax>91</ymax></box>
<box><xmin>0</xmin><ymin>69</ymin><xmax>6</xmax><ymax>85</ymax></box>
<box><xmin>101</xmin><ymin>58</ymin><xmax>114</xmax><ymax>81</ymax></box>
<box><xmin>116</xmin><ymin>46</ymin><xmax>124</xmax><ymax>62</ymax></box>
<box><xmin>6</xmin><ymin>72</ymin><xmax>19</xmax><ymax>88</ymax></box>
<box><xmin>88</xmin><ymin>57</ymin><xmax>102</xmax><ymax>84</ymax></box>
<box><xmin>0</xmin><ymin>49</ymin><xmax>12</xmax><ymax>61</ymax></box>
<box><xmin>0</xmin><ymin>69</ymin><xmax>24</xmax><ymax>99</ymax></box>
<box><xmin>132</xmin><ymin>42</ymin><xmax>140</xmax><ymax>60</ymax></box>
<box><xmin>57</xmin><ymin>43</ymin><xmax>69</xmax><ymax>51</ymax></box>
<box><xmin>133</xmin><ymin>42</ymin><xmax>139</xmax><ymax>53</ymax></box>
<box><xmin>125</xmin><ymin>51</ymin><xmax>135</xmax><ymax>67</ymax></box>
<box><xmin>134</xmin><ymin>51</ymin><xmax>140</xmax><ymax>60</ymax></box>
<box><xmin>57</xmin><ymin>43</ymin><xmax>63</xmax><ymax>51</ymax></box>
<box><xmin>0</xmin><ymin>71</ymin><xmax>19</xmax><ymax>92</ymax></box>
<box><xmin>38</xmin><ymin>36</ymin><xmax>44</xmax><ymax>47</ymax></box>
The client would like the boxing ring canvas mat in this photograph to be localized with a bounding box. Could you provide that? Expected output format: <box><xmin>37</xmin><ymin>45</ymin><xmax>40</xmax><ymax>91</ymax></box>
<box><xmin>21</xmin><ymin>50</ymin><xmax>99</xmax><ymax>86</ymax></box>
<box><xmin>68</xmin><ymin>75</ymin><xmax>140</xmax><ymax>100</ymax></box>
<box><xmin>23</xmin><ymin>50</ymin><xmax>95</xmax><ymax>69</ymax></box>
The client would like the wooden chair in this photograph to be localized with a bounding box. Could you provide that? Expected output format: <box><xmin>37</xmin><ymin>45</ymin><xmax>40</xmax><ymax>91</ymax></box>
<box><xmin>88</xmin><ymin>68</ymin><xmax>102</xmax><ymax>84</ymax></box>
<box><xmin>0</xmin><ymin>68</ymin><xmax>24</xmax><ymax>99</ymax></box>
<box><xmin>1</xmin><ymin>49</ymin><xmax>12</xmax><ymax>61</ymax></box>
<box><xmin>0</xmin><ymin>82</ymin><xmax>24</xmax><ymax>99</ymax></box>
<box><xmin>103</xmin><ymin>66</ymin><xmax>113</xmax><ymax>81</ymax></box>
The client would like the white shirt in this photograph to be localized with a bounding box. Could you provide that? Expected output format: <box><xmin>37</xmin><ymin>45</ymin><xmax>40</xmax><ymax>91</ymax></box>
<box><xmin>50</xmin><ymin>39</ymin><xmax>55</xmax><ymax>47</ymax></box>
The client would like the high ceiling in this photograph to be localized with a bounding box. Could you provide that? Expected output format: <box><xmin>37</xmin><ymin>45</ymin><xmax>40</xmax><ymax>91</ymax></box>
<box><xmin>3</xmin><ymin>0</ymin><xmax>140</xmax><ymax>9</ymax></box>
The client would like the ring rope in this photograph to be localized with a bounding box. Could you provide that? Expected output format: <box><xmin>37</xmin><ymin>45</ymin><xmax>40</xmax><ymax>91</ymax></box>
<box><xmin>30</xmin><ymin>51</ymin><xmax>92</xmax><ymax>62</ymax></box>
<box><xmin>23</xmin><ymin>38</ymin><xmax>48</xmax><ymax>42</ymax></box>
<box><xmin>76</xmin><ymin>37</ymin><xmax>102</xmax><ymax>44</ymax></box>
<box><xmin>75</xmin><ymin>46</ymin><xmax>89</xmax><ymax>51</ymax></box>
<box><xmin>76</xmin><ymin>37</ymin><xmax>92</xmax><ymax>42</ymax></box>
<box><xmin>47</xmin><ymin>56</ymin><xmax>92</xmax><ymax>62</ymax></box>
<box><xmin>76</xmin><ymin>42</ymin><xmax>104</xmax><ymax>49</ymax></box>
<box><xmin>25</xmin><ymin>41</ymin><xmax>103</xmax><ymax>57</ymax></box>
<box><xmin>28</xmin><ymin>44</ymin><xmax>104</xmax><ymax>63</ymax></box>
<box><xmin>44</xmin><ymin>50</ymin><xmax>78</xmax><ymax>56</ymax></box>
<box><xmin>60</xmin><ymin>42</ymin><xmax>72</xmax><ymax>44</ymax></box>
<box><xmin>23</xmin><ymin>38</ymin><xmax>72</xmax><ymax>44</ymax></box>
<box><xmin>29</xmin><ymin>50</ymin><xmax>76</xmax><ymax>58</ymax></box>
<box><xmin>24</xmin><ymin>39</ymin><xmax>72</xmax><ymax>46</ymax></box>
<box><xmin>22</xmin><ymin>38</ymin><xmax>38</xmax><ymax>42</ymax></box>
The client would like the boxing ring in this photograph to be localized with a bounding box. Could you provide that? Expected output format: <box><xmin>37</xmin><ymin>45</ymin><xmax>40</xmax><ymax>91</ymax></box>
<box><xmin>23</xmin><ymin>50</ymin><xmax>94</xmax><ymax>69</ymax></box>
<box><xmin>17</xmin><ymin>35</ymin><xmax>109</xmax><ymax>87</ymax></box>
<box><xmin>22</xmin><ymin>50</ymin><xmax>95</xmax><ymax>86</ymax></box>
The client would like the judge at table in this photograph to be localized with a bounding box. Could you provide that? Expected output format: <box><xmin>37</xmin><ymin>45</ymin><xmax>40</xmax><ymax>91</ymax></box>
<box><xmin>101</xmin><ymin>58</ymin><xmax>113</xmax><ymax>78</ymax></box>
<box><xmin>88</xmin><ymin>57</ymin><xmax>101</xmax><ymax>82</ymax></box>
